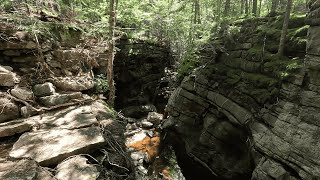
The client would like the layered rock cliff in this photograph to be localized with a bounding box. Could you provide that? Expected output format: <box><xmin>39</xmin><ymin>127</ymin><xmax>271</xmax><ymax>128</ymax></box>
<box><xmin>165</xmin><ymin>2</ymin><xmax>320</xmax><ymax>179</ymax></box>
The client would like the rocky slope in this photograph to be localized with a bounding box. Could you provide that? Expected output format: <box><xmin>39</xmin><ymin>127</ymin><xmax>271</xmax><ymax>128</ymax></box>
<box><xmin>0</xmin><ymin>10</ymin><xmax>179</xmax><ymax>179</ymax></box>
<box><xmin>164</xmin><ymin>2</ymin><xmax>320</xmax><ymax>179</ymax></box>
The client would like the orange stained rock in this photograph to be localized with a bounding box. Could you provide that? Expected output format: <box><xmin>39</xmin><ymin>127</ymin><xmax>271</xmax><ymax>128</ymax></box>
<box><xmin>161</xmin><ymin>168</ymin><xmax>172</xmax><ymax>180</ymax></box>
<box><xmin>127</xmin><ymin>133</ymin><xmax>161</xmax><ymax>162</ymax></box>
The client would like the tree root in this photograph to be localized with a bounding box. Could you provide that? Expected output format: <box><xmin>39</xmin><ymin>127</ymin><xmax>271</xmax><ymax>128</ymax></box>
<box><xmin>188</xmin><ymin>152</ymin><xmax>218</xmax><ymax>177</ymax></box>
<box><xmin>6</xmin><ymin>93</ymin><xmax>95</xmax><ymax>114</ymax></box>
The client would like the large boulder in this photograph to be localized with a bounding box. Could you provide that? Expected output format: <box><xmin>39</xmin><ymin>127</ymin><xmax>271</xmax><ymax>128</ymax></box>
<box><xmin>0</xmin><ymin>116</ymin><xmax>37</xmax><ymax>138</ymax></box>
<box><xmin>0</xmin><ymin>97</ymin><xmax>20</xmax><ymax>123</ymax></box>
<box><xmin>39</xmin><ymin>92</ymin><xmax>83</xmax><ymax>106</ymax></box>
<box><xmin>11</xmin><ymin>87</ymin><xmax>33</xmax><ymax>100</ymax></box>
<box><xmin>306</xmin><ymin>26</ymin><xmax>320</xmax><ymax>56</ymax></box>
<box><xmin>146</xmin><ymin>112</ymin><xmax>163</xmax><ymax>126</ymax></box>
<box><xmin>0</xmin><ymin>66</ymin><xmax>20</xmax><ymax>86</ymax></box>
<box><xmin>121</xmin><ymin>105</ymin><xmax>157</xmax><ymax>118</ymax></box>
<box><xmin>55</xmin><ymin>156</ymin><xmax>99</xmax><ymax>180</ymax></box>
<box><xmin>53</xmin><ymin>76</ymin><xmax>94</xmax><ymax>91</ymax></box>
<box><xmin>9</xmin><ymin>126</ymin><xmax>105</xmax><ymax>166</ymax></box>
<box><xmin>33</xmin><ymin>82</ymin><xmax>56</xmax><ymax>97</ymax></box>
<box><xmin>38</xmin><ymin>105</ymin><xmax>98</xmax><ymax>130</ymax></box>
<box><xmin>0</xmin><ymin>159</ymin><xmax>54</xmax><ymax>180</ymax></box>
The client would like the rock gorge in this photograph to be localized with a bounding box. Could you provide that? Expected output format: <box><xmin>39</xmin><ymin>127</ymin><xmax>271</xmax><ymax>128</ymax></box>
<box><xmin>0</xmin><ymin>1</ymin><xmax>320</xmax><ymax>179</ymax></box>
<box><xmin>164</xmin><ymin>1</ymin><xmax>320</xmax><ymax>179</ymax></box>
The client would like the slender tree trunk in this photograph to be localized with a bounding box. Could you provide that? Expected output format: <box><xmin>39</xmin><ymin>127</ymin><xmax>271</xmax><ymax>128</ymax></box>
<box><xmin>252</xmin><ymin>0</ymin><xmax>258</xmax><ymax>16</ymax></box>
<box><xmin>107</xmin><ymin>0</ymin><xmax>117</xmax><ymax>105</ymax></box>
<box><xmin>245</xmin><ymin>0</ymin><xmax>249</xmax><ymax>15</ymax></box>
<box><xmin>248</xmin><ymin>0</ymin><xmax>251</xmax><ymax>14</ymax></box>
<box><xmin>216</xmin><ymin>0</ymin><xmax>222</xmax><ymax>21</ymax></box>
<box><xmin>194</xmin><ymin>0</ymin><xmax>201</xmax><ymax>24</ymax></box>
<box><xmin>280</xmin><ymin>0</ymin><xmax>287</xmax><ymax>11</ymax></box>
<box><xmin>24</xmin><ymin>0</ymin><xmax>30</xmax><ymax>15</ymax></box>
<box><xmin>270</xmin><ymin>0</ymin><xmax>279</xmax><ymax>16</ymax></box>
<box><xmin>224</xmin><ymin>0</ymin><xmax>231</xmax><ymax>16</ymax></box>
<box><xmin>277</xmin><ymin>0</ymin><xmax>293</xmax><ymax>56</ymax></box>
<box><xmin>241</xmin><ymin>0</ymin><xmax>245</xmax><ymax>14</ymax></box>
<box><xmin>258</xmin><ymin>0</ymin><xmax>262</xmax><ymax>16</ymax></box>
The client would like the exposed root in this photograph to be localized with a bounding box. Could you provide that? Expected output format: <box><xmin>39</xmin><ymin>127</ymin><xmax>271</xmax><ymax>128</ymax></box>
<box><xmin>188</xmin><ymin>152</ymin><xmax>218</xmax><ymax>177</ymax></box>
<box><xmin>6</xmin><ymin>92</ymin><xmax>95</xmax><ymax>114</ymax></box>
<box><xmin>101</xmin><ymin>149</ymin><xmax>130</xmax><ymax>172</ymax></box>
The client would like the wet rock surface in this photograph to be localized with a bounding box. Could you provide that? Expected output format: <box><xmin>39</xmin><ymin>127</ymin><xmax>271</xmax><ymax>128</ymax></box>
<box><xmin>123</xmin><ymin>112</ymin><xmax>185</xmax><ymax>179</ymax></box>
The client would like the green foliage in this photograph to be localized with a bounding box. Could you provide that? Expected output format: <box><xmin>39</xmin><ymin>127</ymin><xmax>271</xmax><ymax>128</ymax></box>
<box><xmin>264</xmin><ymin>55</ymin><xmax>303</xmax><ymax>79</ymax></box>
<box><xmin>93</xmin><ymin>74</ymin><xmax>109</xmax><ymax>94</ymax></box>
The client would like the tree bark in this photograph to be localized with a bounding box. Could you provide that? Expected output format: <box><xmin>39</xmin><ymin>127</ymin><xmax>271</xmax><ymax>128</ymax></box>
<box><xmin>245</xmin><ymin>0</ymin><xmax>249</xmax><ymax>15</ymax></box>
<box><xmin>107</xmin><ymin>0</ymin><xmax>116</xmax><ymax>105</ymax></box>
<box><xmin>224</xmin><ymin>0</ymin><xmax>231</xmax><ymax>16</ymax></box>
<box><xmin>216</xmin><ymin>0</ymin><xmax>222</xmax><ymax>21</ymax></box>
<box><xmin>252</xmin><ymin>0</ymin><xmax>258</xmax><ymax>16</ymax></box>
<box><xmin>270</xmin><ymin>0</ymin><xmax>279</xmax><ymax>16</ymax></box>
<box><xmin>194</xmin><ymin>0</ymin><xmax>201</xmax><ymax>24</ymax></box>
<box><xmin>241</xmin><ymin>0</ymin><xmax>245</xmax><ymax>14</ymax></box>
<box><xmin>277</xmin><ymin>0</ymin><xmax>293</xmax><ymax>56</ymax></box>
<box><xmin>258</xmin><ymin>0</ymin><xmax>262</xmax><ymax>16</ymax></box>
<box><xmin>280</xmin><ymin>0</ymin><xmax>287</xmax><ymax>11</ymax></box>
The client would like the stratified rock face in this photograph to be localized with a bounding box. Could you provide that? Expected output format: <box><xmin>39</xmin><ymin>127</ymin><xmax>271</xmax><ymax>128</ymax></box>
<box><xmin>166</xmin><ymin>7</ymin><xmax>320</xmax><ymax>180</ymax></box>
<box><xmin>55</xmin><ymin>156</ymin><xmax>99</xmax><ymax>180</ymax></box>
<box><xmin>9</xmin><ymin>126</ymin><xmax>105</xmax><ymax>166</ymax></box>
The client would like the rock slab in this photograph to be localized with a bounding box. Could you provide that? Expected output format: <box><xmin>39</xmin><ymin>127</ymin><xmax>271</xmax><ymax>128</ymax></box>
<box><xmin>0</xmin><ymin>72</ymin><xmax>19</xmax><ymax>87</ymax></box>
<box><xmin>11</xmin><ymin>87</ymin><xmax>33</xmax><ymax>100</ymax></box>
<box><xmin>55</xmin><ymin>156</ymin><xmax>99</xmax><ymax>180</ymax></box>
<box><xmin>9</xmin><ymin>126</ymin><xmax>105</xmax><ymax>166</ymax></box>
<box><xmin>39</xmin><ymin>92</ymin><xmax>82</xmax><ymax>106</ymax></box>
<box><xmin>0</xmin><ymin>159</ymin><xmax>54</xmax><ymax>180</ymax></box>
<box><xmin>33</xmin><ymin>82</ymin><xmax>56</xmax><ymax>97</ymax></box>
<box><xmin>0</xmin><ymin>97</ymin><xmax>20</xmax><ymax>123</ymax></box>
<box><xmin>0</xmin><ymin>117</ymin><xmax>37</xmax><ymax>138</ymax></box>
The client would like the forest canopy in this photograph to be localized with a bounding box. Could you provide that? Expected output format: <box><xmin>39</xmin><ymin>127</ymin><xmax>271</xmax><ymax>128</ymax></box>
<box><xmin>0</xmin><ymin>0</ymin><xmax>308</xmax><ymax>79</ymax></box>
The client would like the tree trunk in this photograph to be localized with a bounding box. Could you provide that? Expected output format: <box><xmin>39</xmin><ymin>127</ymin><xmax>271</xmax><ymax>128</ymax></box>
<box><xmin>224</xmin><ymin>0</ymin><xmax>230</xmax><ymax>16</ymax></box>
<box><xmin>241</xmin><ymin>0</ymin><xmax>245</xmax><ymax>14</ymax></box>
<box><xmin>270</xmin><ymin>0</ymin><xmax>279</xmax><ymax>16</ymax></box>
<box><xmin>277</xmin><ymin>0</ymin><xmax>293</xmax><ymax>56</ymax></box>
<box><xmin>216</xmin><ymin>0</ymin><xmax>222</xmax><ymax>21</ymax></box>
<box><xmin>194</xmin><ymin>0</ymin><xmax>201</xmax><ymax>24</ymax></box>
<box><xmin>107</xmin><ymin>0</ymin><xmax>117</xmax><ymax>105</ymax></box>
<box><xmin>24</xmin><ymin>0</ymin><xmax>30</xmax><ymax>15</ymax></box>
<box><xmin>252</xmin><ymin>0</ymin><xmax>258</xmax><ymax>16</ymax></box>
<box><xmin>258</xmin><ymin>0</ymin><xmax>262</xmax><ymax>16</ymax></box>
<box><xmin>245</xmin><ymin>0</ymin><xmax>249</xmax><ymax>15</ymax></box>
<box><xmin>280</xmin><ymin>0</ymin><xmax>287</xmax><ymax>11</ymax></box>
